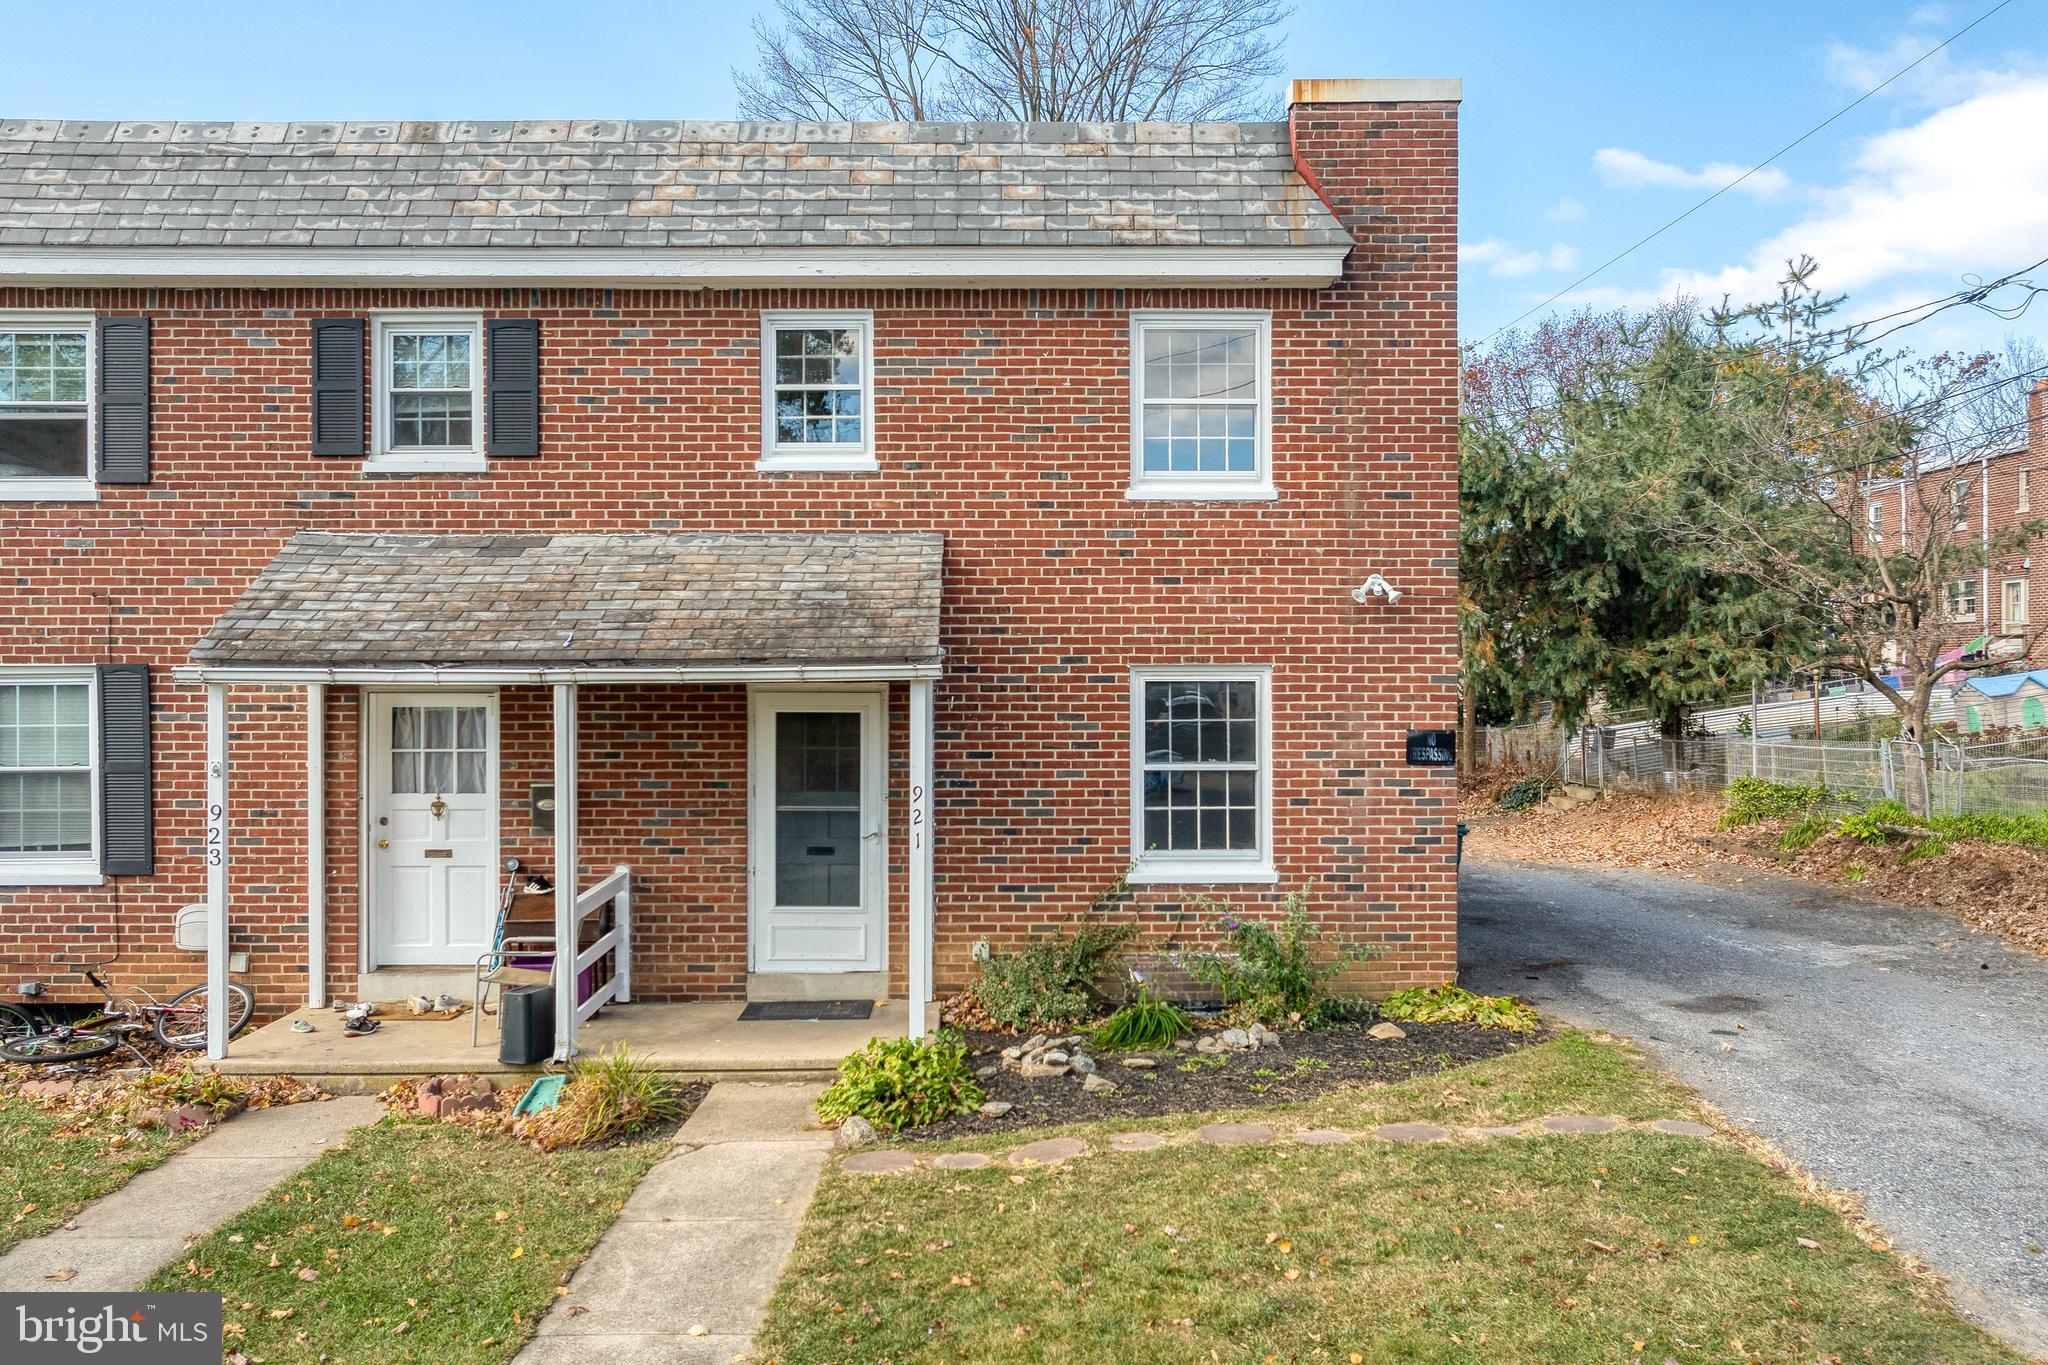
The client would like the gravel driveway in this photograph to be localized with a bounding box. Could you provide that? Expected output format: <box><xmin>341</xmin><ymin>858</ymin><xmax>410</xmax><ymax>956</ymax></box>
<box><xmin>1460</xmin><ymin>857</ymin><xmax>2048</xmax><ymax>1357</ymax></box>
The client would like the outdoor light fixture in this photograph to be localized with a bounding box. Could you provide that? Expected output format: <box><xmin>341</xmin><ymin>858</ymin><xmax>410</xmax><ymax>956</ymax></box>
<box><xmin>1351</xmin><ymin>574</ymin><xmax>1404</xmax><ymax>605</ymax></box>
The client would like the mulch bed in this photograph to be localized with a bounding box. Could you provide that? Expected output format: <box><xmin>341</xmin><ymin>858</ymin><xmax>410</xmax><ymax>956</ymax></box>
<box><xmin>896</xmin><ymin>1019</ymin><xmax>1537</xmax><ymax>1143</ymax></box>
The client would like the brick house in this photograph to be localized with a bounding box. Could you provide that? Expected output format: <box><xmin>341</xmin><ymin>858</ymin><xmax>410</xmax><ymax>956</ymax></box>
<box><xmin>0</xmin><ymin>78</ymin><xmax>1462</xmax><ymax>1061</ymax></box>
<box><xmin>1862</xmin><ymin>378</ymin><xmax>2048</xmax><ymax>679</ymax></box>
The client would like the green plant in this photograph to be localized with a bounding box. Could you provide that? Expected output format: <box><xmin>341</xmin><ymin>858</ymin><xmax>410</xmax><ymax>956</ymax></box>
<box><xmin>1180</xmin><ymin>893</ymin><xmax>1376</xmax><ymax>1027</ymax></box>
<box><xmin>1091</xmin><ymin>991</ymin><xmax>1193</xmax><ymax>1051</ymax></box>
<box><xmin>1842</xmin><ymin>862</ymin><xmax>1868</xmax><ymax>883</ymax></box>
<box><xmin>816</xmin><ymin>1031</ymin><xmax>984</xmax><ymax>1132</ymax></box>
<box><xmin>1776</xmin><ymin>816</ymin><xmax>1830</xmax><ymax>852</ymax></box>
<box><xmin>1719</xmin><ymin>777</ymin><xmax>1833</xmax><ymax>829</ymax></box>
<box><xmin>131</xmin><ymin>1063</ymin><xmax>249</xmax><ymax>1113</ymax></box>
<box><xmin>972</xmin><ymin>921</ymin><xmax>1140</xmax><ymax>1031</ymax></box>
<box><xmin>1378</xmin><ymin>983</ymin><xmax>1539</xmax><ymax>1033</ymax></box>
<box><xmin>1898</xmin><ymin>836</ymin><xmax>1951</xmax><ymax>864</ymax></box>
<box><xmin>1292</xmin><ymin>1057</ymin><xmax>1329</xmax><ymax>1075</ymax></box>
<box><xmin>1836</xmin><ymin>799</ymin><xmax>1914</xmax><ymax>845</ymax></box>
<box><xmin>532</xmin><ymin>1045</ymin><xmax>686</xmax><ymax>1149</ymax></box>
<box><xmin>1498</xmin><ymin>776</ymin><xmax>1549</xmax><ymax>812</ymax></box>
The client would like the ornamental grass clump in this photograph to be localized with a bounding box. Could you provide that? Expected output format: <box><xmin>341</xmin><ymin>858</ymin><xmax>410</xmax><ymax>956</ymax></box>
<box><xmin>816</xmin><ymin>1031</ymin><xmax>984</xmax><ymax>1132</ymax></box>
<box><xmin>528</xmin><ymin>1045</ymin><xmax>686</xmax><ymax>1150</ymax></box>
<box><xmin>1091</xmin><ymin>991</ymin><xmax>1194</xmax><ymax>1051</ymax></box>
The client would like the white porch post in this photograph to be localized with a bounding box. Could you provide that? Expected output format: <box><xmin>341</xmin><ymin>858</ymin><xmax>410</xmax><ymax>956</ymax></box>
<box><xmin>907</xmin><ymin>678</ymin><xmax>936</xmax><ymax>1039</ymax></box>
<box><xmin>552</xmin><ymin>682</ymin><xmax>579</xmax><ymax>1060</ymax></box>
<box><xmin>304</xmin><ymin>682</ymin><xmax>326</xmax><ymax>1009</ymax></box>
<box><xmin>205</xmin><ymin>683</ymin><xmax>232</xmax><ymax>1060</ymax></box>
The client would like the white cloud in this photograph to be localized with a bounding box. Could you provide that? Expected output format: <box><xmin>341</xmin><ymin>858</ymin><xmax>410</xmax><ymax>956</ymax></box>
<box><xmin>1545</xmin><ymin>196</ymin><xmax>1586</xmax><ymax>222</ymax></box>
<box><xmin>1462</xmin><ymin>238</ymin><xmax>1580</xmax><ymax>278</ymax></box>
<box><xmin>1593</xmin><ymin>146</ymin><xmax>1791</xmax><ymax>197</ymax></box>
<box><xmin>1910</xmin><ymin>2</ymin><xmax>1950</xmax><ymax>26</ymax></box>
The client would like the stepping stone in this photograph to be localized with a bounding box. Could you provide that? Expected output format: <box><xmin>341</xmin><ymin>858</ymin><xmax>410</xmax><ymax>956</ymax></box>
<box><xmin>1007</xmin><ymin>1137</ymin><xmax>1086</xmax><ymax>1166</ymax></box>
<box><xmin>1109</xmin><ymin>1132</ymin><xmax>1165</xmax><ymax>1152</ymax></box>
<box><xmin>842</xmin><ymin>1150</ymin><xmax>918</xmax><ymax>1175</ymax></box>
<box><xmin>1466</xmin><ymin>1125</ymin><xmax>1526</xmax><ymax>1139</ymax></box>
<box><xmin>1539</xmin><ymin>1115</ymin><xmax>1621</xmax><ymax>1134</ymax></box>
<box><xmin>1195</xmin><ymin>1122</ymin><xmax>1275</xmax><ymax>1146</ymax></box>
<box><xmin>1649</xmin><ymin>1119</ymin><xmax>1716</xmax><ymax>1138</ymax></box>
<box><xmin>1292</xmin><ymin>1128</ymin><xmax>1353</xmax><ymax>1146</ymax></box>
<box><xmin>933</xmin><ymin>1152</ymin><xmax>995</xmax><ymax>1171</ymax></box>
<box><xmin>1372</xmin><ymin>1122</ymin><xmax>1451</xmax><ymax>1143</ymax></box>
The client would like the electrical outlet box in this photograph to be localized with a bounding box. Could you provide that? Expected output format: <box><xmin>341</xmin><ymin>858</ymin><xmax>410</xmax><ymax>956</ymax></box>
<box><xmin>229</xmin><ymin>952</ymin><xmax>250</xmax><ymax>974</ymax></box>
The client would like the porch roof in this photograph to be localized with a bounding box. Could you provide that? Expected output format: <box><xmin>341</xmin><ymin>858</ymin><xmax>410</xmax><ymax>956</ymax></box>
<box><xmin>188</xmin><ymin>531</ymin><xmax>944</xmax><ymax>674</ymax></box>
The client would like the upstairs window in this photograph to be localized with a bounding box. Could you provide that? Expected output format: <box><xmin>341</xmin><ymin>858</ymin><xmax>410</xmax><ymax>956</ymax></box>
<box><xmin>759</xmin><ymin>311</ymin><xmax>874</xmax><ymax>471</ymax></box>
<box><xmin>1129</xmin><ymin>311</ymin><xmax>1273</xmax><ymax>501</ymax></box>
<box><xmin>1950</xmin><ymin>480</ymin><xmax>1969</xmax><ymax>532</ymax></box>
<box><xmin>2020</xmin><ymin>468</ymin><xmax>2032</xmax><ymax>514</ymax></box>
<box><xmin>1948</xmin><ymin>578</ymin><xmax>1979</xmax><ymax>623</ymax></box>
<box><xmin>0</xmin><ymin>316</ymin><xmax>92</xmax><ymax>498</ymax></box>
<box><xmin>371</xmin><ymin>314</ymin><xmax>483</xmax><ymax>470</ymax></box>
<box><xmin>1865</xmin><ymin>502</ymin><xmax>1883</xmax><ymax>540</ymax></box>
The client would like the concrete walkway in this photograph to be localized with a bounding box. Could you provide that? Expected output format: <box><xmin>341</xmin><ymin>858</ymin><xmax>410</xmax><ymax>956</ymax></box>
<box><xmin>516</xmin><ymin>1081</ymin><xmax>830</xmax><ymax>1365</ymax></box>
<box><xmin>0</xmin><ymin>1096</ymin><xmax>383</xmax><ymax>1293</ymax></box>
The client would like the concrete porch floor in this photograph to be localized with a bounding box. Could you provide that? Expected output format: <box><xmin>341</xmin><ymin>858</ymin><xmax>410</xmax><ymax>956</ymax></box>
<box><xmin>213</xmin><ymin>1000</ymin><xmax>928</xmax><ymax>1091</ymax></box>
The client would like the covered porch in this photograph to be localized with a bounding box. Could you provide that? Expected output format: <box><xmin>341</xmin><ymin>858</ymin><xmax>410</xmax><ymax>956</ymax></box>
<box><xmin>178</xmin><ymin>531</ymin><xmax>946</xmax><ymax>1065</ymax></box>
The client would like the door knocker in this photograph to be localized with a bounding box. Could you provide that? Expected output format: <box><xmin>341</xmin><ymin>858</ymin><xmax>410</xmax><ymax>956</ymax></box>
<box><xmin>430</xmin><ymin>793</ymin><xmax>448</xmax><ymax>821</ymax></box>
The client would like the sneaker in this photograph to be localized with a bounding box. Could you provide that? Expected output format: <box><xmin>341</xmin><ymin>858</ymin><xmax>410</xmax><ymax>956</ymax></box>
<box><xmin>434</xmin><ymin>993</ymin><xmax>464</xmax><ymax>1013</ymax></box>
<box><xmin>343</xmin><ymin>1019</ymin><xmax>381</xmax><ymax>1038</ymax></box>
<box><xmin>290</xmin><ymin>1019</ymin><xmax>316</xmax><ymax>1034</ymax></box>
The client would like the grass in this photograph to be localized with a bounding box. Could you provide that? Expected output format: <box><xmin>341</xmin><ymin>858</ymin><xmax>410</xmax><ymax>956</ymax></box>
<box><xmin>143</xmin><ymin>1117</ymin><xmax>664</xmax><ymax>1364</ymax></box>
<box><xmin>753</xmin><ymin>1035</ymin><xmax>2023</xmax><ymax>1364</ymax></box>
<box><xmin>0</xmin><ymin>1089</ymin><xmax>199</xmax><ymax>1256</ymax></box>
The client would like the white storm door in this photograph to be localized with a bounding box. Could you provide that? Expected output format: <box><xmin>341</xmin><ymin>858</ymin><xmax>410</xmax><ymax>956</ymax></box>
<box><xmin>749</xmin><ymin>689</ymin><xmax>886</xmax><ymax>973</ymax></box>
<box><xmin>367</xmin><ymin>693</ymin><xmax>498</xmax><ymax>966</ymax></box>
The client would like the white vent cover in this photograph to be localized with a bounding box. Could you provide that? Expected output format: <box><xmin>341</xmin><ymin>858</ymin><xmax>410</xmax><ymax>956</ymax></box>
<box><xmin>173</xmin><ymin>904</ymin><xmax>209</xmax><ymax>953</ymax></box>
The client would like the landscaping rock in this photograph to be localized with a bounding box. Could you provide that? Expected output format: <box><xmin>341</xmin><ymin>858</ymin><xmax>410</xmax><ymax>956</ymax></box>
<box><xmin>169</xmin><ymin>1104</ymin><xmax>221</xmax><ymax>1132</ymax></box>
<box><xmin>978</xmin><ymin>1100</ymin><xmax>1014</xmax><ymax>1118</ymax></box>
<box><xmin>1000</xmin><ymin>1045</ymin><xmax>1023</xmax><ymax>1061</ymax></box>
<box><xmin>1173</xmin><ymin>1038</ymin><xmax>1196</xmax><ymax>1051</ymax></box>
<box><xmin>1022</xmin><ymin>1034</ymin><xmax>1048</xmax><ymax>1053</ymax></box>
<box><xmin>1041</xmin><ymin>1049</ymin><xmax>1069</xmax><ymax>1065</ymax></box>
<box><xmin>1019</xmin><ymin>1059</ymin><xmax>1070</xmax><ymax>1079</ymax></box>
<box><xmin>837</xmin><ymin>1115</ymin><xmax>878</xmax><ymax>1149</ymax></box>
<box><xmin>1248</xmin><ymin>1023</ymin><xmax>1282</xmax><ymax>1049</ymax></box>
<box><xmin>1219</xmin><ymin>1027</ymin><xmax>1252</xmax><ymax>1051</ymax></box>
<box><xmin>1367</xmin><ymin>1021</ymin><xmax>1408</xmax><ymax>1041</ymax></box>
<box><xmin>1119</xmin><ymin>1056</ymin><xmax>1157</xmax><ymax>1070</ymax></box>
<box><xmin>1081</xmin><ymin>1072</ymin><xmax>1118</xmax><ymax>1095</ymax></box>
<box><xmin>974</xmin><ymin>1065</ymin><xmax>997</xmax><ymax>1079</ymax></box>
<box><xmin>1069</xmin><ymin>1053</ymin><xmax>1097</xmax><ymax>1075</ymax></box>
<box><xmin>1194</xmin><ymin>1035</ymin><xmax>1227</xmax><ymax>1054</ymax></box>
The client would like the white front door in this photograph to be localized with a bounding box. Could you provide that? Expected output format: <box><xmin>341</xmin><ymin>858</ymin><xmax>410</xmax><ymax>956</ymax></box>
<box><xmin>366</xmin><ymin>692</ymin><xmax>499</xmax><ymax>966</ymax></box>
<box><xmin>748</xmin><ymin>689</ymin><xmax>886</xmax><ymax>973</ymax></box>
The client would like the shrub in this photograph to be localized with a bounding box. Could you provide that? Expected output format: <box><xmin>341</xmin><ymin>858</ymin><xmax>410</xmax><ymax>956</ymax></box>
<box><xmin>1180</xmin><ymin>894</ymin><xmax>1376</xmax><ymax>1027</ymax></box>
<box><xmin>530</xmin><ymin>1045</ymin><xmax>685</xmax><ymax>1149</ymax></box>
<box><xmin>1776</xmin><ymin>816</ymin><xmax>1830</xmax><ymax>852</ymax></box>
<box><xmin>816</xmin><ymin>1031</ymin><xmax>984</xmax><ymax>1132</ymax></box>
<box><xmin>1498</xmin><ymin>776</ymin><xmax>1549</xmax><ymax>812</ymax></box>
<box><xmin>973</xmin><ymin>921</ymin><xmax>1138</xmax><ymax>1032</ymax></box>
<box><xmin>1091</xmin><ymin>991</ymin><xmax>1193</xmax><ymax>1051</ymax></box>
<box><xmin>1719</xmin><ymin>777</ymin><xmax>1833</xmax><ymax>829</ymax></box>
<box><xmin>1378</xmin><ymin>983</ymin><xmax>1539</xmax><ymax>1033</ymax></box>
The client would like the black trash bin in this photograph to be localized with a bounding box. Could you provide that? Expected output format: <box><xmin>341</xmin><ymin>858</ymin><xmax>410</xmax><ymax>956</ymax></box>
<box><xmin>499</xmin><ymin>984</ymin><xmax>555</xmax><ymax>1066</ymax></box>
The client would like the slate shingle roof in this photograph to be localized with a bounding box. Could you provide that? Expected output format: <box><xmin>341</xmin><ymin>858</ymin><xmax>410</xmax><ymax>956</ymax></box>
<box><xmin>0</xmin><ymin>119</ymin><xmax>1347</xmax><ymax>251</ymax></box>
<box><xmin>190</xmin><ymin>532</ymin><xmax>945</xmax><ymax>669</ymax></box>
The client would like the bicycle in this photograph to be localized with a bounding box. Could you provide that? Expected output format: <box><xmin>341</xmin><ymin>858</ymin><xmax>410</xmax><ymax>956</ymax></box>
<box><xmin>0</xmin><ymin>968</ymin><xmax>254</xmax><ymax>1064</ymax></box>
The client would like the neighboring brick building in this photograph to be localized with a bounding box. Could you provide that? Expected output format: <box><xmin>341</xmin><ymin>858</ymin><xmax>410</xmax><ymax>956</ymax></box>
<box><xmin>1862</xmin><ymin>378</ymin><xmax>2048</xmax><ymax>675</ymax></box>
<box><xmin>0</xmin><ymin>79</ymin><xmax>1462</xmax><ymax>1058</ymax></box>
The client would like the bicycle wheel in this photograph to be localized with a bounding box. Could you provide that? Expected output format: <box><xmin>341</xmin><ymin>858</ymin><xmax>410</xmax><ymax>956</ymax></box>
<box><xmin>153</xmin><ymin>982</ymin><xmax>254</xmax><ymax>1049</ymax></box>
<box><xmin>1</xmin><ymin>1029</ymin><xmax>120</xmax><ymax>1064</ymax></box>
<box><xmin>0</xmin><ymin>1002</ymin><xmax>40</xmax><ymax>1046</ymax></box>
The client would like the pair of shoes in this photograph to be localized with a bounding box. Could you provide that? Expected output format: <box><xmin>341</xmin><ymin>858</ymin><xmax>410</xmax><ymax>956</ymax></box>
<box><xmin>433</xmin><ymin>993</ymin><xmax>464</xmax><ymax>1013</ymax></box>
<box><xmin>408</xmin><ymin>994</ymin><xmax>436</xmax><ymax>1015</ymax></box>
<box><xmin>344</xmin><ymin>1018</ymin><xmax>381</xmax><ymax>1038</ymax></box>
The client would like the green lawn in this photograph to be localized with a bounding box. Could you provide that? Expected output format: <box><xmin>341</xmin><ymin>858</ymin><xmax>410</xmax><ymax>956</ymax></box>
<box><xmin>144</xmin><ymin>1118</ymin><xmax>664</xmax><ymax>1364</ymax></box>
<box><xmin>753</xmin><ymin>1035</ymin><xmax>2022</xmax><ymax>1364</ymax></box>
<box><xmin>0</xmin><ymin>1089</ymin><xmax>200</xmax><ymax>1256</ymax></box>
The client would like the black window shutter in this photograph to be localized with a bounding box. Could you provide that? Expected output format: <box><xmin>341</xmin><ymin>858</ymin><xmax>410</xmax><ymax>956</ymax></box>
<box><xmin>487</xmin><ymin>319</ymin><xmax>540</xmax><ymax>457</ymax></box>
<box><xmin>310</xmin><ymin>318</ymin><xmax>366</xmax><ymax>456</ymax></box>
<box><xmin>96</xmin><ymin>664</ymin><xmax>153</xmax><ymax>876</ymax></box>
<box><xmin>96</xmin><ymin>317</ymin><xmax>151</xmax><ymax>485</ymax></box>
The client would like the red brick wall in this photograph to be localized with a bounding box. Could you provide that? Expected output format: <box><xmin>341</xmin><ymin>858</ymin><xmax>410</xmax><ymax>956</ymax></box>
<box><xmin>0</xmin><ymin>95</ymin><xmax>1461</xmax><ymax>1012</ymax></box>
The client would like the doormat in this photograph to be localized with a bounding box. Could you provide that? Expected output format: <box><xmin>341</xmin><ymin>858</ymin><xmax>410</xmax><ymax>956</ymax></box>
<box><xmin>738</xmin><ymin>1000</ymin><xmax>875</xmax><ymax>1022</ymax></box>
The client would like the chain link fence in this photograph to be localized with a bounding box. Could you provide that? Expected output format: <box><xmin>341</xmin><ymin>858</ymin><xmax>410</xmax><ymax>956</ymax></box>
<box><xmin>1485</xmin><ymin>722</ymin><xmax>2048</xmax><ymax>817</ymax></box>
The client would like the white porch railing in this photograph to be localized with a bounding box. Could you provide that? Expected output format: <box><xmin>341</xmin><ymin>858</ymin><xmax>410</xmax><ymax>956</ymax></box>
<box><xmin>567</xmin><ymin>865</ymin><xmax>632</xmax><ymax>1046</ymax></box>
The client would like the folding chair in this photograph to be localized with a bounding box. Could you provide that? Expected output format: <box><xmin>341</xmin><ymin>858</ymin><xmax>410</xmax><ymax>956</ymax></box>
<box><xmin>472</xmin><ymin>860</ymin><xmax>558</xmax><ymax>1047</ymax></box>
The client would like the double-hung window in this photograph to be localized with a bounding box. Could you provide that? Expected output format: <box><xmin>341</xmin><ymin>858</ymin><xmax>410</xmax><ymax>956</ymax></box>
<box><xmin>371</xmin><ymin>314</ymin><xmax>483</xmax><ymax>471</ymax></box>
<box><xmin>1865</xmin><ymin>503</ymin><xmax>1883</xmax><ymax>540</ymax></box>
<box><xmin>1129</xmin><ymin>310</ymin><xmax>1274</xmax><ymax>500</ymax></box>
<box><xmin>2003</xmin><ymin>578</ymin><xmax>2028</xmax><ymax>632</ymax></box>
<box><xmin>1948</xmin><ymin>578</ymin><xmax>1979</xmax><ymax>623</ymax></box>
<box><xmin>0</xmin><ymin>672</ymin><xmax>98</xmax><ymax>884</ymax></box>
<box><xmin>760</xmin><ymin>311</ymin><xmax>874</xmax><ymax>471</ymax></box>
<box><xmin>0</xmin><ymin>313</ymin><xmax>94</xmax><ymax>500</ymax></box>
<box><xmin>1128</xmin><ymin>667</ymin><xmax>1274</xmax><ymax>884</ymax></box>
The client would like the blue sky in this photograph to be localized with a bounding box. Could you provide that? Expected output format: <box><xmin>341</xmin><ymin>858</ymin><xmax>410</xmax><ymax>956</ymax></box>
<box><xmin>8</xmin><ymin>0</ymin><xmax>2044</xmax><ymax>353</ymax></box>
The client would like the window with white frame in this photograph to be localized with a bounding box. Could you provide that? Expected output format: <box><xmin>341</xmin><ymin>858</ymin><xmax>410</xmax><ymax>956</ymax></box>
<box><xmin>0</xmin><ymin>673</ymin><xmax>97</xmax><ymax>882</ymax></box>
<box><xmin>1865</xmin><ymin>502</ymin><xmax>1883</xmax><ymax>540</ymax></box>
<box><xmin>759</xmin><ymin>311</ymin><xmax>874</xmax><ymax>469</ymax></box>
<box><xmin>1129</xmin><ymin>668</ymin><xmax>1273</xmax><ymax>883</ymax></box>
<box><xmin>372</xmin><ymin>315</ymin><xmax>483</xmax><ymax>468</ymax></box>
<box><xmin>0</xmin><ymin>315</ymin><xmax>93</xmax><ymax>497</ymax></box>
<box><xmin>1129</xmin><ymin>311</ymin><xmax>1273</xmax><ymax>499</ymax></box>
<box><xmin>2003</xmin><ymin>577</ymin><xmax>2028</xmax><ymax>631</ymax></box>
<box><xmin>2020</xmin><ymin>468</ymin><xmax>2033</xmax><ymax>514</ymax></box>
<box><xmin>1948</xmin><ymin>578</ymin><xmax>1979</xmax><ymax>622</ymax></box>
<box><xmin>1950</xmin><ymin>479</ymin><xmax>1969</xmax><ymax>532</ymax></box>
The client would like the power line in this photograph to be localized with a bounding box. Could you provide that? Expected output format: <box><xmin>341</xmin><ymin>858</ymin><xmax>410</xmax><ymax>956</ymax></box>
<box><xmin>1466</xmin><ymin>0</ymin><xmax>2023</xmax><ymax>349</ymax></box>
